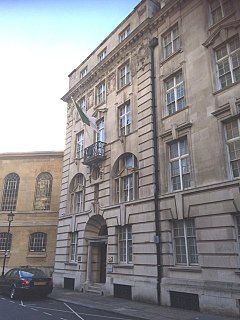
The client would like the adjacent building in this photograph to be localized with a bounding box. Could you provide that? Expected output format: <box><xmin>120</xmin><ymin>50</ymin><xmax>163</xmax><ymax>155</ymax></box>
<box><xmin>53</xmin><ymin>0</ymin><xmax>240</xmax><ymax>316</ymax></box>
<box><xmin>0</xmin><ymin>151</ymin><xmax>63</xmax><ymax>275</ymax></box>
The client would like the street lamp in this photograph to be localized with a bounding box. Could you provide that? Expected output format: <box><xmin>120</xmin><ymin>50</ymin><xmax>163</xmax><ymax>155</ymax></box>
<box><xmin>1</xmin><ymin>211</ymin><xmax>15</xmax><ymax>276</ymax></box>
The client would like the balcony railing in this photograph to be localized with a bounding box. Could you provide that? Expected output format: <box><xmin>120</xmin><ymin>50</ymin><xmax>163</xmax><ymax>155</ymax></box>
<box><xmin>83</xmin><ymin>141</ymin><xmax>106</xmax><ymax>165</ymax></box>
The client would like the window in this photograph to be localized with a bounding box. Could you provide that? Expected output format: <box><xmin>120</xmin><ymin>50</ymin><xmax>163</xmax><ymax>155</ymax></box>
<box><xmin>98</xmin><ymin>48</ymin><xmax>107</xmax><ymax>62</ymax></box>
<box><xmin>173</xmin><ymin>219</ymin><xmax>198</xmax><ymax>265</ymax></box>
<box><xmin>70</xmin><ymin>232</ymin><xmax>78</xmax><ymax>262</ymax></box>
<box><xmin>119</xmin><ymin>25</ymin><xmax>130</xmax><ymax>42</ymax></box>
<box><xmin>209</xmin><ymin>0</ymin><xmax>232</xmax><ymax>25</ymax></box>
<box><xmin>69</xmin><ymin>174</ymin><xmax>85</xmax><ymax>214</ymax></box>
<box><xmin>165</xmin><ymin>70</ymin><xmax>185</xmax><ymax>115</ymax></box>
<box><xmin>215</xmin><ymin>36</ymin><xmax>240</xmax><ymax>89</ymax></box>
<box><xmin>163</xmin><ymin>25</ymin><xmax>180</xmax><ymax>59</ymax></box>
<box><xmin>29</xmin><ymin>232</ymin><xmax>47</xmax><ymax>252</ymax></box>
<box><xmin>80</xmin><ymin>66</ymin><xmax>87</xmax><ymax>79</ymax></box>
<box><xmin>34</xmin><ymin>172</ymin><xmax>52</xmax><ymax>210</ymax></box>
<box><xmin>225</xmin><ymin>118</ymin><xmax>240</xmax><ymax>178</ymax></box>
<box><xmin>119</xmin><ymin>102</ymin><xmax>131</xmax><ymax>136</ymax></box>
<box><xmin>169</xmin><ymin>137</ymin><xmax>191</xmax><ymax>191</ymax></box>
<box><xmin>96</xmin><ymin>82</ymin><xmax>106</xmax><ymax>105</ymax></box>
<box><xmin>119</xmin><ymin>63</ymin><xmax>130</xmax><ymax>89</ymax></box>
<box><xmin>119</xmin><ymin>225</ymin><xmax>132</xmax><ymax>264</ymax></box>
<box><xmin>96</xmin><ymin>118</ymin><xmax>104</xmax><ymax>142</ymax></box>
<box><xmin>76</xmin><ymin>131</ymin><xmax>84</xmax><ymax>159</ymax></box>
<box><xmin>1</xmin><ymin>173</ymin><xmax>20</xmax><ymax>211</ymax></box>
<box><xmin>113</xmin><ymin>153</ymin><xmax>138</xmax><ymax>203</ymax></box>
<box><xmin>79</xmin><ymin>97</ymin><xmax>86</xmax><ymax>110</ymax></box>
<box><xmin>0</xmin><ymin>232</ymin><xmax>12</xmax><ymax>252</ymax></box>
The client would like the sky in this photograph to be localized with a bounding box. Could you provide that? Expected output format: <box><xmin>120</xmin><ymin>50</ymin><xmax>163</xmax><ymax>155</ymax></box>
<box><xmin>0</xmin><ymin>0</ymin><xmax>140</xmax><ymax>153</ymax></box>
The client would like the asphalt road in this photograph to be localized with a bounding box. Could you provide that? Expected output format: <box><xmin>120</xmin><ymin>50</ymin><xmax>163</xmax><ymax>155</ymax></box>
<box><xmin>0</xmin><ymin>294</ymin><xmax>137</xmax><ymax>320</ymax></box>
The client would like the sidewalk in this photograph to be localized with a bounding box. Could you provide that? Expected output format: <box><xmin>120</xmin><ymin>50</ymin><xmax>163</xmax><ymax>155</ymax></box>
<box><xmin>50</xmin><ymin>287</ymin><xmax>237</xmax><ymax>320</ymax></box>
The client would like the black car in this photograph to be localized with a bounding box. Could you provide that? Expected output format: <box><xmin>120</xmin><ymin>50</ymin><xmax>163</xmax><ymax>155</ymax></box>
<box><xmin>0</xmin><ymin>267</ymin><xmax>53</xmax><ymax>299</ymax></box>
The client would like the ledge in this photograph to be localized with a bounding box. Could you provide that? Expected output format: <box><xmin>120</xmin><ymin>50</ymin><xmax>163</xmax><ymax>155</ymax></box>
<box><xmin>168</xmin><ymin>266</ymin><xmax>202</xmax><ymax>273</ymax></box>
<box><xmin>114</xmin><ymin>264</ymin><xmax>134</xmax><ymax>269</ymax></box>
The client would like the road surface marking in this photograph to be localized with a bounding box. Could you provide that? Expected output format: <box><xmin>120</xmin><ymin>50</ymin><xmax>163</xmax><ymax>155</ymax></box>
<box><xmin>64</xmin><ymin>303</ymin><xmax>85</xmax><ymax>320</ymax></box>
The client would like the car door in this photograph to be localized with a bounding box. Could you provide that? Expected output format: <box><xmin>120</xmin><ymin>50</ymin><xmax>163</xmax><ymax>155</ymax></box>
<box><xmin>0</xmin><ymin>269</ymin><xmax>15</xmax><ymax>293</ymax></box>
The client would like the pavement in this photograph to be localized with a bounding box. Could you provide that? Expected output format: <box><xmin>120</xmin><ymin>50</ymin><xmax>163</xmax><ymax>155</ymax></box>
<box><xmin>50</xmin><ymin>287</ymin><xmax>237</xmax><ymax>320</ymax></box>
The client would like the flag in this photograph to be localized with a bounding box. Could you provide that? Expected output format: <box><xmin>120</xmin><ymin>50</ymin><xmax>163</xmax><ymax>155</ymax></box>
<box><xmin>71</xmin><ymin>97</ymin><xmax>99</xmax><ymax>133</ymax></box>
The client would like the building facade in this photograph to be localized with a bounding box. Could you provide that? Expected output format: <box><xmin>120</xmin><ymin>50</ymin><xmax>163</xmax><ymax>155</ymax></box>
<box><xmin>0</xmin><ymin>151</ymin><xmax>63</xmax><ymax>275</ymax></box>
<box><xmin>53</xmin><ymin>0</ymin><xmax>240</xmax><ymax>316</ymax></box>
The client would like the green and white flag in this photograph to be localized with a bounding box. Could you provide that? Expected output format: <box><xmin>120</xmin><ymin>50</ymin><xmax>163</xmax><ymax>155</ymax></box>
<box><xmin>71</xmin><ymin>97</ymin><xmax>99</xmax><ymax>133</ymax></box>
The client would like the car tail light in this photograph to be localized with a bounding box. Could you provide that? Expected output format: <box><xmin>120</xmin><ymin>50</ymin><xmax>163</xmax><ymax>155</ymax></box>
<box><xmin>20</xmin><ymin>280</ymin><xmax>30</xmax><ymax>286</ymax></box>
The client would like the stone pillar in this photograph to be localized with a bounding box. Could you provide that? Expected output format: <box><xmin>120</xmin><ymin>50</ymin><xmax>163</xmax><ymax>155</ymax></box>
<box><xmin>86</xmin><ymin>243</ymin><xmax>92</xmax><ymax>282</ymax></box>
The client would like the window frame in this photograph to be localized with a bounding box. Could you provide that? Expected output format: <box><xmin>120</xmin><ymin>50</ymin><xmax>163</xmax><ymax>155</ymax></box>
<box><xmin>165</xmin><ymin>69</ymin><xmax>185</xmax><ymax>116</ymax></box>
<box><xmin>225</xmin><ymin>117</ymin><xmax>240</xmax><ymax>178</ymax></box>
<box><xmin>96</xmin><ymin>118</ymin><xmax>105</xmax><ymax>143</ymax></box>
<box><xmin>169</xmin><ymin>137</ymin><xmax>191</xmax><ymax>191</ymax></box>
<box><xmin>80</xmin><ymin>66</ymin><xmax>87</xmax><ymax>79</ymax></box>
<box><xmin>0</xmin><ymin>232</ymin><xmax>12</xmax><ymax>252</ymax></box>
<box><xmin>34</xmin><ymin>172</ymin><xmax>52</xmax><ymax>211</ymax></box>
<box><xmin>98</xmin><ymin>48</ymin><xmax>107</xmax><ymax>62</ymax></box>
<box><xmin>118</xmin><ymin>225</ymin><xmax>132</xmax><ymax>264</ymax></box>
<box><xmin>118</xmin><ymin>62</ymin><xmax>130</xmax><ymax>90</ymax></box>
<box><xmin>162</xmin><ymin>24</ymin><xmax>180</xmax><ymax>59</ymax></box>
<box><xmin>119</xmin><ymin>102</ymin><xmax>131</xmax><ymax>136</ymax></box>
<box><xmin>208</xmin><ymin>0</ymin><xmax>232</xmax><ymax>25</ymax></box>
<box><xmin>69</xmin><ymin>174</ymin><xmax>85</xmax><ymax>214</ymax></box>
<box><xmin>96</xmin><ymin>82</ymin><xmax>106</xmax><ymax>105</ymax></box>
<box><xmin>215</xmin><ymin>36</ymin><xmax>240</xmax><ymax>90</ymax></box>
<box><xmin>29</xmin><ymin>232</ymin><xmax>47</xmax><ymax>253</ymax></box>
<box><xmin>1</xmin><ymin>173</ymin><xmax>20</xmax><ymax>211</ymax></box>
<box><xmin>70</xmin><ymin>231</ymin><xmax>78</xmax><ymax>262</ymax></box>
<box><xmin>173</xmin><ymin>219</ymin><xmax>198</xmax><ymax>266</ymax></box>
<box><xmin>76</xmin><ymin>131</ymin><xmax>84</xmax><ymax>159</ymax></box>
<box><xmin>119</xmin><ymin>25</ymin><xmax>130</xmax><ymax>43</ymax></box>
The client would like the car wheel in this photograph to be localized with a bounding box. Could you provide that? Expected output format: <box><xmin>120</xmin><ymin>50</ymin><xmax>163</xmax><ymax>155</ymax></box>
<box><xmin>10</xmin><ymin>286</ymin><xmax>17</xmax><ymax>300</ymax></box>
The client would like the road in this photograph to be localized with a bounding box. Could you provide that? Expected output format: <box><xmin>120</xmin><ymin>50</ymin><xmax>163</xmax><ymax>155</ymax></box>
<box><xmin>0</xmin><ymin>294</ymin><xmax>137</xmax><ymax>320</ymax></box>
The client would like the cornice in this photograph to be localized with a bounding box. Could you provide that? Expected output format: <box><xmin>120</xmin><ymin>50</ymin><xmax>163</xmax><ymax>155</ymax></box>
<box><xmin>0</xmin><ymin>151</ymin><xmax>64</xmax><ymax>160</ymax></box>
<box><xmin>202</xmin><ymin>19</ymin><xmax>240</xmax><ymax>48</ymax></box>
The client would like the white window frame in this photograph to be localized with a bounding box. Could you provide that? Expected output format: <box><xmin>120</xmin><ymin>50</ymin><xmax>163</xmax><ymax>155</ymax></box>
<box><xmin>119</xmin><ymin>63</ymin><xmax>130</xmax><ymax>89</ymax></box>
<box><xmin>70</xmin><ymin>232</ymin><xmax>78</xmax><ymax>262</ymax></box>
<box><xmin>165</xmin><ymin>70</ymin><xmax>185</xmax><ymax>115</ymax></box>
<box><xmin>114</xmin><ymin>154</ymin><xmax>138</xmax><ymax>204</ymax></box>
<box><xmin>0</xmin><ymin>232</ymin><xmax>12</xmax><ymax>252</ymax></box>
<box><xmin>76</xmin><ymin>131</ymin><xmax>84</xmax><ymax>159</ymax></box>
<box><xmin>169</xmin><ymin>137</ymin><xmax>191</xmax><ymax>191</ymax></box>
<box><xmin>162</xmin><ymin>25</ymin><xmax>180</xmax><ymax>59</ymax></box>
<box><xmin>173</xmin><ymin>219</ymin><xmax>198</xmax><ymax>265</ymax></box>
<box><xmin>215</xmin><ymin>36</ymin><xmax>240</xmax><ymax>90</ymax></box>
<box><xmin>209</xmin><ymin>0</ymin><xmax>232</xmax><ymax>25</ymax></box>
<box><xmin>29</xmin><ymin>232</ymin><xmax>47</xmax><ymax>252</ymax></box>
<box><xmin>96</xmin><ymin>118</ymin><xmax>104</xmax><ymax>142</ymax></box>
<box><xmin>119</xmin><ymin>25</ymin><xmax>130</xmax><ymax>42</ymax></box>
<box><xmin>80</xmin><ymin>66</ymin><xmax>87</xmax><ymax>79</ymax></box>
<box><xmin>98</xmin><ymin>48</ymin><xmax>107</xmax><ymax>62</ymax></box>
<box><xmin>69</xmin><ymin>174</ymin><xmax>85</xmax><ymax>214</ymax></box>
<box><xmin>225</xmin><ymin>118</ymin><xmax>240</xmax><ymax>178</ymax></box>
<box><xmin>118</xmin><ymin>225</ymin><xmax>132</xmax><ymax>264</ymax></box>
<box><xmin>96</xmin><ymin>82</ymin><xmax>106</xmax><ymax>105</ymax></box>
<box><xmin>119</xmin><ymin>102</ymin><xmax>131</xmax><ymax>136</ymax></box>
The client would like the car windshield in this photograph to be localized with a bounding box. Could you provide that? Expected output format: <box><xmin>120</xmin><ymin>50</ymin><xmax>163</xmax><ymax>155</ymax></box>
<box><xmin>19</xmin><ymin>269</ymin><xmax>46</xmax><ymax>278</ymax></box>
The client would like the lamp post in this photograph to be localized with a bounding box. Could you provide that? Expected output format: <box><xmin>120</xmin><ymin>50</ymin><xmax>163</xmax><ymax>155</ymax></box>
<box><xmin>2</xmin><ymin>211</ymin><xmax>15</xmax><ymax>276</ymax></box>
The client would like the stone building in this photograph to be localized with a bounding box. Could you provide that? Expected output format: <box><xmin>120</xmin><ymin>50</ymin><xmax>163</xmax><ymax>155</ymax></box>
<box><xmin>0</xmin><ymin>151</ymin><xmax>63</xmax><ymax>275</ymax></box>
<box><xmin>53</xmin><ymin>0</ymin><xmax>240</xmax><ymax>316</ymax></box>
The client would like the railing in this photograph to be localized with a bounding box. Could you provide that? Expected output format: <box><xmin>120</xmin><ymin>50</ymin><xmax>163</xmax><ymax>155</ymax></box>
<box><xmin>83</xmin><ymin>141</ymin><xmax>106</xmax><ymax>165</ymax></box>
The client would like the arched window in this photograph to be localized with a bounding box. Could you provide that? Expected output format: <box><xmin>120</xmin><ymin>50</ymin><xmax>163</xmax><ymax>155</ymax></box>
<box><xmin>0</xmin><ymin>232</ymin><xmax>12</xmax><ymax>252</ymax></box>
<box><xmin>113</xmin><ymin>153</ymin><xmax>138</xmax><ymax>204</ymax></box>
<box><xmin>29</xmin><ymin>232</ymin><xmax>47</xmax><ymax>252</ymax></box>
<box><xmin>1</xmin><ymin>173</ymin><xmax>20</xmax><ymax>211</ymax></box>
<box><xmin>34</xmin><ymin>172</ymin><xmax>52</xmax><ymax>210</ymax></box>
<box><xmin>69</xmin><ymin>174</ymin><xmax>85</xmax><ymax>214</ymax></box>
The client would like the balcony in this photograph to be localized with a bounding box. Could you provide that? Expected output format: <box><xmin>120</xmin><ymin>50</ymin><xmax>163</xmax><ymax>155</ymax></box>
<box><xmin>83</xmin><ymin>141</ymin><xmax>106</xmax><ymax>165</ymax></box>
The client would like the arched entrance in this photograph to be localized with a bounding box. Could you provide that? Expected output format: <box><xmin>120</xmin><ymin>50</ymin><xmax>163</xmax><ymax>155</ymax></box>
<box><xmin>85</xmin><ymin>215</ymin><xmax>108</xmax><ymax>284</ymax></box>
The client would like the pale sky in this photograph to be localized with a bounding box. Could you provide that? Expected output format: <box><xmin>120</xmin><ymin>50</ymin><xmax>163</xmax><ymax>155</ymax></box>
<box><xmin>0</xmin><ymin>0</ymin><xmax>139</xmax><ymax>153</ymax></box>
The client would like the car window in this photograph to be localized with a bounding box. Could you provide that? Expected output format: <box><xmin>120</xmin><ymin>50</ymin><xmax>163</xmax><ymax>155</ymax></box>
<box><xmin>5</xmin><ymin>269</ymin><xmax>17</xmax><ymax>278</ymax></box>
<box><xmin>19</xmin><ymin>269</ymin><xmax>46</xmax><ymax>278</ymax></box>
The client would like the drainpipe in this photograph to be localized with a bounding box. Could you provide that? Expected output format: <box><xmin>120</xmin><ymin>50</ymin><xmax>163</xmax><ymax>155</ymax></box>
<box><xmin>149</xmin><ymin>37</ymin><xmax>161</xmax><ymax>305</ymax></box>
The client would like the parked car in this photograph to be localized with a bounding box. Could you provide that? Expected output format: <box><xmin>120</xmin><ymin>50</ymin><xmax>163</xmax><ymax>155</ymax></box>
<box><xmin>0</xmin><ymin>267</ymin><xmax>53</xmax><ymax>299</ymax></box>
